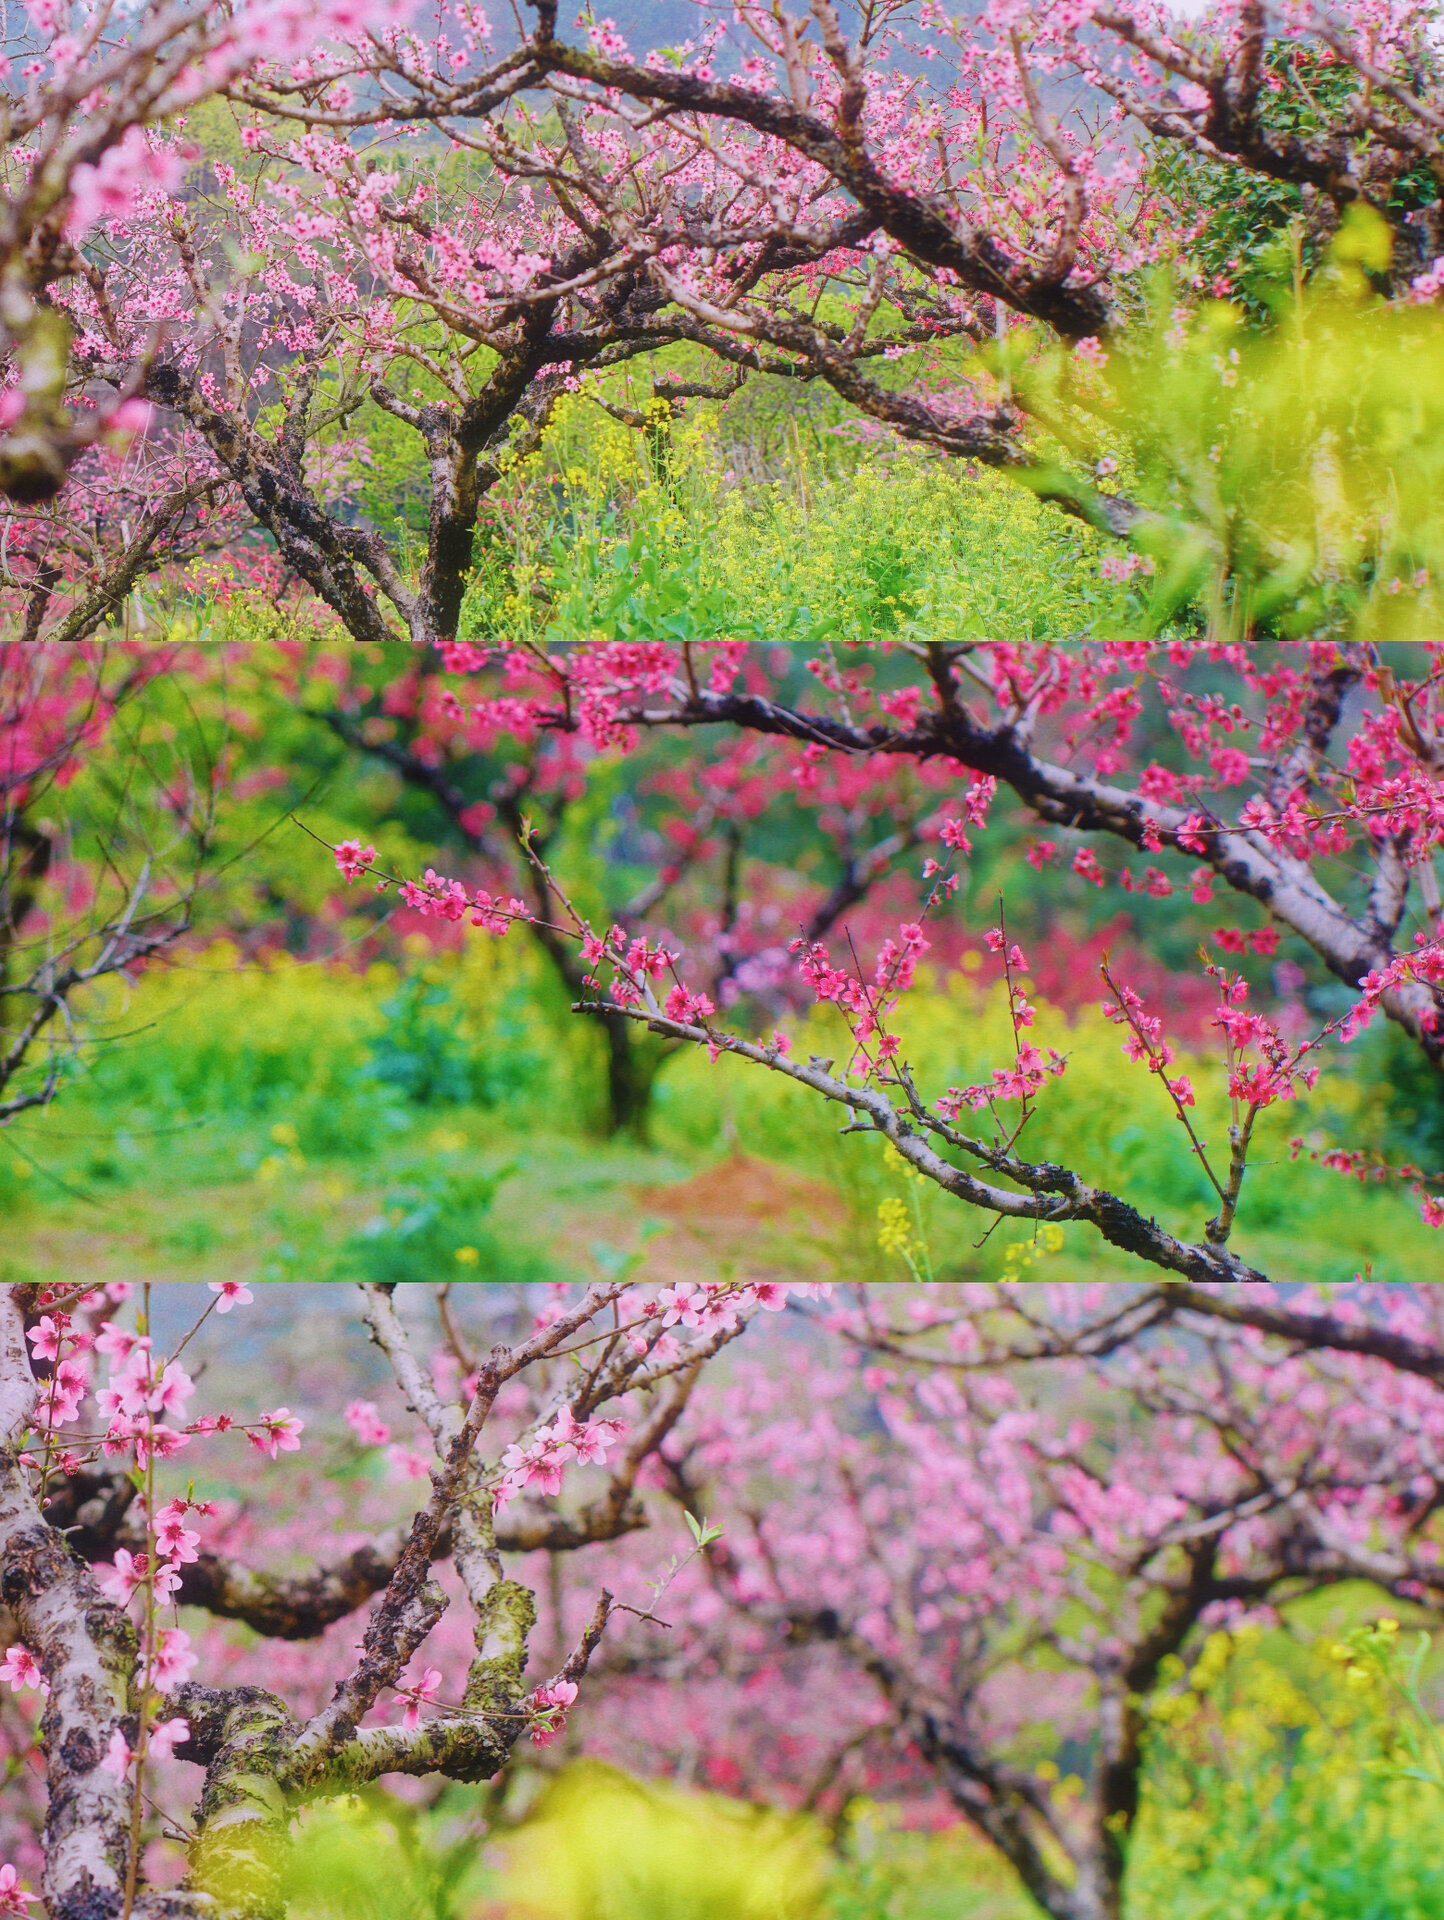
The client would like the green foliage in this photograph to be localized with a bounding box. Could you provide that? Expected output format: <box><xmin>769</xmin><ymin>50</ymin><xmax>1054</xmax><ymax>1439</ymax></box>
<box><xmin>1016</xmin><ymin>269</ymin><xmax>1444</xmax><ymax>657</ymax></box>
<box><xmin>1368</xmin><ymin>1018</ymin><xmax>1444</xmax><ymax>1172</ymax></box>
<box><xmin>358</xmin><ymin>970</ymin><xmax>546</xmax><ymax>1111</ymax></box>
<box><xmin>1329</xmin><ymin>1617</ymin><xmax>1444</xmax><ymax>1798</ymax></box>
<box><xmin>1130</xmin><ymin>1624</ymin><xmax>1444</xmax><ymax>1920</ymax></box>
<box><xmin>339</xmin><ymin>1159</ymin><xmax>554</xmax><ymax>1289</ymax></box>
<box><xmin>1149</xmin><ymin>47</ymin><xmax>1440</xmax><ymax>314</ymax></box>
<box><xmin>459</xmin><ymin>395</ymin><xmax>1107</xmax><ymax>655</ymax></box>
<box><xmin>61</xmin><ymin>946</ymin><xmax>391</xmax><ymax>1159</ymax></box>
<box><xmin>287</xmin><ymin>1793</ymin><xmax>493</xmax><ymax>1920</ymax></box>
<box><xmin>360</xmin><ymin>974</ymin><xmax>482</xmax><ymax>1109</ymax></box>
<box><xmin>827</xmin><ymin>1808</ymin><xmax>1035</xmax><ymax>1920</ymax></box>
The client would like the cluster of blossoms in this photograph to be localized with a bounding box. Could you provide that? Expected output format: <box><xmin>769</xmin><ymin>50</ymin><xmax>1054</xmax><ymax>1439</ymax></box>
<box><xmin>527</xmin><ymin>1677</ymin><xmax>579</xmax><ymax>1748</ymax></box>
<box><xmin>494</xmin><ymin>1406</ymin><xmax>629</xmax><ymax>1509</ymax></box>
<box><xmin>97</xmin><ymin>1502</ymin><xmax>210</xmax><ymax>1627</ymax></box>
<box><xmin>1340</xmin><ymin>933</ymin><xmax>1444</xmax><ymax>1044</ymax></box>
<box><xmin>344</xmin><ymin>1396</ymin><xmax>443</xmax><ymax>1480</ymax></box>
<box><xmin>1207</xmin><ymin>969</ymin><xmax>1320</xmax><ymax>1110</ymax></box>
<box><xmin>334</xmin><ymin>1282</ymin><xmax>802</xmax><ymax>1532</ymax></box>
<box><xmin>1103</xmin><ymin>976</ymin><xmax>1198</xmax><ymax>1111</ymax></box>
<box><xmin>650</xmin><ymin>1280</ymin><xmax>789</xmax><ymax>1332</ymax></box>
<box><xmin>335</xmin><ymin>841</ymin><xmax>530</xmax><ymax>936</ymax></box>
<box><xmin>18</xmin><ymin>1286</ymin><xmax>303</xmax><ymax>1715</ymax></box>
<box><xmin>938</xmin><ymin>930</ymin><xmax>1067</xmax><ymax>1121</ymax></box>
<box><xmin>1293</xmin><ymin>1140</ymin><xmax>1444</xmax><ymax>1229</ymax></box>
<box><xmin>399</xmin><ymin>869</ymin><xmax>531</xmax><ymax>935</ymax></box>
<box><xmin>787</xmin><ymin>920</ymin><xmax>930</xmax><ymax>1070</ymax></box>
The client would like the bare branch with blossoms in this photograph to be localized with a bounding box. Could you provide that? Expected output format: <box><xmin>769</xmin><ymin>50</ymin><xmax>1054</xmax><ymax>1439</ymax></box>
<box><xmin>0</xmin><ymin>1275</ymin><xmax>801</xmax><ymax>1919</ymax></box>
<box><xmin>309</xmin><ymin>645</ymin><xmax>952</xmax><ymax>1136</ymax></box>
<box><xmin>329</xmin><ymin>646</ymin><xmax>1444</xmax><ymax>1274</ymax></box>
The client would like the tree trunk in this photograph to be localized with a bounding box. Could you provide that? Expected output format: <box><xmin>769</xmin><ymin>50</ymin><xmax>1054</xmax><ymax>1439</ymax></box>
<box><xmin>600</xmin><ymin>1009</ymin><xmax>669</xmax><ymax>1141</ymax></box>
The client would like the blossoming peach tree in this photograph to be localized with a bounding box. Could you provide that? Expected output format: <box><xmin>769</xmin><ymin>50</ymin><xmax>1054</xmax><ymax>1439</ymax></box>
<box><xmin>546</xmin><ymin>1278</ymin><xmax>1444</xmax><ymax>1920</ymax></box>
<box><xmin>0</xmin><ymin>1276</ymin><xmax>801</xmax><ymax>1919</ymax></box>
<box><xmin>10</xmin><ymin>0</ymin><xmax>1444</xmax><ymax>640</ymax></box>
<box><xmin>330</xmin><ymin>638</ymin><xmax>1444</xmax><ymax>1285</ymax></box>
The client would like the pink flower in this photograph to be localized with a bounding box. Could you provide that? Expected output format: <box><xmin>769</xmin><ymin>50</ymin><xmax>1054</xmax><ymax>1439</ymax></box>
<box><xmin>45</xmin><ymin>1355</ymin><xmax>88</xmax><ymax>1424</ymax></box>
<box><xmin>0</xmin><ymin>1864</ymin><xmax>39</xmax><ymax>1915</ymax></box>
<box><xmin>149</xmin><ymin>1362</ymin><xmax>195</xmax><ymax>1421</ymax></box>
<box><xmin>155</xmin><ymin>1503</ymin><xmax>201</xmax><ymax>1565</ymax></box>
<box><xmin>96</xmin><ymin>1548</ymin><xmax>149</xmax><ymax>1604</ymax></box>
<box><xmin>334</xmin><ymin>839</ymin><xmax>376</xmax><ymax>883</ymax></box>
<box><xmin>100</xmin><ymin>1729</ymin><xmax>132</xmax><ymax>1777</ymax></box>
<box><xmin>103</xmin><ymin>399</ymin><xmax>155</xmax><ymax>440</ymax></box>
<box><xmin>248</xmin><ymin>1409</ymin><xmax>304</xmax><ymax>1459</ymax></box>
<box><xmin>94</xmin><ymin>1321</ymin><xmax>145</xmax><ymax>1361</ymax></box>
<box><xmin>0</xmin><ymin>1646</ymin><xmax>45</xmax><ymax>1694</ymax></box>
<box><xmin>663</xmin><ymin>984</ymin><xmax>715</xmax><ymax>1025</ymax></box>
<box><xmin>400</xmin><ymin>1667</ymin><xmax>442</xmax><ymax>1730</ymax></box>
<box><xmin>963</xmin><ymin>776</ymin><xmax>997</xmax><ymax>826</ymax></box>
<box><xmin>152</xmin><ymin>1628</ymin><xmax>198</xmax><ymax>1692</ymax></box>
<box><xmin>385</xmin><ymin>1443</ymin><xmax>431</xmax><ymax>1482</ymax></box>
<box><xmin>552</xmin><ymin>1406</ymin><xmax>625</xmax><ymax>1468</ymax></box>
<box><xmin>137</xmin><ymin>1426</ymin><xmax>191</xmax><ymax>1469</ymax></box>
<box><xmin>530</xmin><ymin>1678</ymin><xmax>579</xmax><ymax>1746</ymax></box>
<box><xmin>655</xmin><ymin>1282</ymin><xmax>707</xmax><ymax>1329</ymax></box>
<box><xmin>344</xmin><ymin>1399</ymin><xmax>391</xmax><ymax>1447</ymax></box>
<box><xmin>1209</xmin><ymin>745</ymin><xmax>1252</xmax><ymax>786</ymax></box>
<box><xmin>208</xmin><ymin>1282</ymin><xmax>254</xmax><ymax>1312</ymax></box>
<box><xmin>148</xmin><ymin>1717</ymin><xmax>191</xmax><ymax>1762</ymax></box>
<box><xmin>26</xmin><ymin>1315</ymin><xmax>66</xmax><ymax>1362</ymax></box>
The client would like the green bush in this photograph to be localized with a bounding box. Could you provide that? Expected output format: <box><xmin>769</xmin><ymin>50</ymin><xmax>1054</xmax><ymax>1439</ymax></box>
<box><xmin>339</xmin><ymin>1160</ymin><xmax>555</xmax><ymax>1288</ymax></box>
